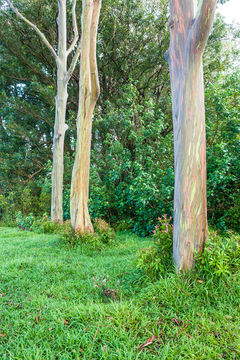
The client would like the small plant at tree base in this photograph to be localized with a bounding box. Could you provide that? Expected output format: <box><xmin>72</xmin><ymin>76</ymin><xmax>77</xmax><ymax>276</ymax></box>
<box><xmin>195</xmin><ymin>230</ymin><xmax>240</xmax><ymax>279</ymax></box>
<box><xmin>136</xmin><ymin>215</ymin><xmax>173</xmax><ymax>279</ymax></box>
<box><xmin>94</xmin><ymin>218</ymin><xmax>115</xmax><ymax>244</ymax></box>
<box><xmin>60</xmin><ymin>218</ymin><xmax>115</xmax><ymax>248</ymax></box>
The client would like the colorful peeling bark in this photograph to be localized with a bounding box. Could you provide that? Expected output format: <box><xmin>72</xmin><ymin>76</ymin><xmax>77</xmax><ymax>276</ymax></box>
<box><xmin>166</xmin><ymin>0</ymin><xmax>217</xmax><ymax>270</ymax></box>
<box><xmin>70</xmin><ymin>0</ymin><xmax>101</xmax><ymax>232</ymax></box>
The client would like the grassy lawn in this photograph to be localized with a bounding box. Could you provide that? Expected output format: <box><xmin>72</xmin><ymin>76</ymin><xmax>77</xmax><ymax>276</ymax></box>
<box><xmin>0</xmin><ymin>227</ymin><xmax>239</xmax><ymax>359</ymax></box>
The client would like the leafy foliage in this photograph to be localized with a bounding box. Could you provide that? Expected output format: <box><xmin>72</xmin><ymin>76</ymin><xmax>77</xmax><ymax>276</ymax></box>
<box><xmin>195</xmin><ymin>231</ymin><xmax>240</xmax><ymax>278</ymax></box>
<box><xmin>15</xmin><ymin>211</ymin><xmax>35</xmax><ymax>230</ymax></box>
<box><xmin>206</xmin><ymin>71</ymin><xmax>240</xmax><ymax>232</ymax></box>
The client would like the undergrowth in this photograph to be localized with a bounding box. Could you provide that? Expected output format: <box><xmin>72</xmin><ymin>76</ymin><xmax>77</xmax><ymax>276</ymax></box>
<box><xmin>136</xmin><ymin>215</ymin><xmax>240</xmax><ymax>281</ymax></box>
<box><xmin>15</xmin><ymin>212</ymin><xmax>115</xmax><ymax>249</ymax></box>
<box><xmin>0</xmin><ymin>227</ymin><xmax>239</xmax><ymax>359</ymax></box>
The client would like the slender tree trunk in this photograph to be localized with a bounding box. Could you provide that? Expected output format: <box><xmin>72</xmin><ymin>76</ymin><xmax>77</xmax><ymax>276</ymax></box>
<box><xmin>51</xmin><ymin>67</ymin><xmax>68</xmax><ymax>222</ymax></box>
<box><xmin>51</xmin><ymin>0</ymin><xmax>68</xmax><ymax>222</ymax></box>
<box><xmin>70</xmin><ymin>0</ymin><xmax>101</xmax><ymax>232</ymax></box>
<box><xmin>166</xmin><ymin>0</ymin><xmax>217</xmax><ymax>270</ymax></box>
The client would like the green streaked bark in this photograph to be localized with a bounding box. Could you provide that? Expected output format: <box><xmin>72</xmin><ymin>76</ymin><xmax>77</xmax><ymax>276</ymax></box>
<box><xmin>70</xmin><ymin>0</ymin><xmax>101</xmax><ymax>232</ymax></box>
<box><xmin>166</xmin><ymin>0</ymin><xmax>217</xmax><ymax>270</ymax></box>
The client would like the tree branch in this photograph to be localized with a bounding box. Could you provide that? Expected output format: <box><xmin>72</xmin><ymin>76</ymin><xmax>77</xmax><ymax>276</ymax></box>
<box><xmin>23</xmin><ymin>166</ymin><xmax>45</xmax><ymax>184</ymax></box>
<box><xmin>90</xmin><ymin>0</ymin><xmax>102</xmax><ymax>101</ymax></box>
<box><xmin>193</xmin><ymin>0</ymin><xmax>217</xmax><ymax>54</ymax></box>
<box><xmin>5</xmin><ymin>0</ymin><xmax>58</xmax><ymax>59</ymax></box>
<box><xmin>67</xmin><ymin>0</ymin><xmax>79</xmax><ymax>56</ymax></box>
<box><xmin>65</xmin><ymin>43</ymin><xmax>81</xmax><ymax>84</ymax></box>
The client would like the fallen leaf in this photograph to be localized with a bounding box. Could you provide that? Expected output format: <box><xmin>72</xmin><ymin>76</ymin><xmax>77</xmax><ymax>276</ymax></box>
<box><xmin>0</xmin><ymin>333</ymin><xmax>6</xmax><ymax>337</ymax></box>
<box><xmin>197</xmin><ymin>280</ymin><xmax>204</xmax><ymax>284</ymax></box>
<box><xmin>138</xmin><ymin>335</ymin><xmax>156</xmax><ymax>351</ymax></box>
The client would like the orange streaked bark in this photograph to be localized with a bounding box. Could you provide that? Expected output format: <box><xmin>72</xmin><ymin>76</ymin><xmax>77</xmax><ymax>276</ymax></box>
<box><xmin>166</xmin><ymin>0</ymin><xmax>217</xmax><ymax>270</ymax></box>
<box><xmin>70</xmin><ymin>0</ymin><xmax>101</xmax><ymax>232</ymax></box>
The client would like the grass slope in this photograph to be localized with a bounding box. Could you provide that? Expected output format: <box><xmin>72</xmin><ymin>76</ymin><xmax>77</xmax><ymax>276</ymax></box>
<box><xmin>0</xmin><ymin>227</ymin><xmax>239</xmax><ymax>359</ymax></box>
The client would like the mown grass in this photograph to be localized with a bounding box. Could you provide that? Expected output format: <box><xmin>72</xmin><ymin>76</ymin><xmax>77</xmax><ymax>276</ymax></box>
<box><xmin>0</xmin><ymin>227</ymin><xmax>239</xmax><ymax>359</ymax></box>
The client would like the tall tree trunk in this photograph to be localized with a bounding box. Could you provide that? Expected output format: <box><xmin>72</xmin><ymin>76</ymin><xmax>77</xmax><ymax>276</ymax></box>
<box><xmin>51</xmin><ymin>69</ymin><xmax>68</xmax><ymax>222</ymax></box>
<box><xmin>166</xmin><ymin>0</ymin><xmax>217</xmax><ymax>270</ymax></box>
<box><xmin>51</xmin><ymin>0</ymin><xmax>68</xmax><ymax>222</ymax></box>
<box><xmin>70</xmin><ymin>0</ymin><xmax>101</xmax><ymax>232</ymax></box>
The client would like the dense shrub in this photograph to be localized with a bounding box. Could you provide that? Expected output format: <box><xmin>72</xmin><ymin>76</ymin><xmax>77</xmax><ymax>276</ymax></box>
<box><xmin>115</xmin><ymin>218</ymin><xmax>134</xmax><ymax>232</ymax></box>
<box><xmin>16</xmin><ymin>211</ymin><xmax>35</xmax><ymax>230</ymax></box>
<box><xmin>94</xmin><ymin>218</ymin><xmax>115</xmax><ymax>244</ymax></box>
<box><xmin>58</xmin><ymin>219</ymin><xmax>115</xmax><ymax>248</ymax></box>
<box><xmin>58</xmin><ymin>221</ymin><xmax>99</xmax><ymax>247</ymax></box>
<box><xmin>32</xmin><ymin>216</ymin><xmax>63</xmax><ymax>234</ymax></box>
<box><xmin>195</xmin><ymin>230</ymin><xmax>240</xmax><ymax>278</ymax></box>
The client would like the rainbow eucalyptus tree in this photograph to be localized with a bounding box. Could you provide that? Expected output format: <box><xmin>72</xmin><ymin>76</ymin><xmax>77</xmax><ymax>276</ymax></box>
<box><xmin>5</xmin><ymin>0</ymin><xmax>81</xmax><ymax>223</ymax></box>
<box><xmin>165</xmin><ymin>0</ymin><xmax>217</xmax><ymax>270</ymax></box>
<box><xmin>70</xmin><ymin>0</ymin><xmax>102</xmax><ymax>233</ymax></box>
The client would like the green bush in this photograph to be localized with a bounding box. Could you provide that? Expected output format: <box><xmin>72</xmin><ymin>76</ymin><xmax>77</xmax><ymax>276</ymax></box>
<box><xmin>195</xmin><ymin>230</ymin><xmax>240</xmax><ymax>278</ymax></box>
<box><xmin>136</xmin><ymin>215</ymin><xmax>173</xmax><ymax>278</ymax></box>
<box><xmin>59</xmin><ymin>219</ymin><xmax>115</xmax><ymax>248</ymax></box>
<box><xmin>32</xmin><ymin>216</ymin><xmax>63</xmax><ymax>234</ymax></box>
<box><xmin>15</xmin><ymin>211</ymin><xmax>35</xmax><ymax>230</ymax></box>
<box><xmin>61</xmin><ymin>220</ymin><xmax>114</xmax><ymax>249</ymax></box>
<box><xmin>115</xmin><ymin>218</ymin><xmax>134</xmax><ymax>232</ymax></box>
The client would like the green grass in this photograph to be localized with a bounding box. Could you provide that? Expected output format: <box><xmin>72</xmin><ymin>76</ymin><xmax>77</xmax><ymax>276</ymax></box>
<box><xmin>0</xmin><ymin>227</ymin><xmax>239</xmax><ymax>359</ymax></box>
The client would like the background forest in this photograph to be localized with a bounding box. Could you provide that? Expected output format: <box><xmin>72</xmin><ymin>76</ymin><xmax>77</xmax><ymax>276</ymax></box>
<box><xmin>0</xmin><ymin>0</ymin><xmax>239</xmax><ymax>236</ymax></box>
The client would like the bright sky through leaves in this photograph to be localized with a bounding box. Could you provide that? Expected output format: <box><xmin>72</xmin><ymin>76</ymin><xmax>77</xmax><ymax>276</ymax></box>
<box><xmin>217</xmin><ymin>0</ymin><xmax>240</xmax><ymax>24</ymax></box>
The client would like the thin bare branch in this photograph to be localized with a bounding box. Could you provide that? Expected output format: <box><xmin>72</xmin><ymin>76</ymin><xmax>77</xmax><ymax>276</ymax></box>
<box><xmin>65</xmin><ymin>42</ymin><xmax>81</xmax><ymax>83</ymax></box>
<box><xmin>67</xmin><ymin>0</ymin><xmax>79</xmax><ymax>56</ymax></box>
<box><xmin>5</xmin><ymin>0</ymin><xmax>57</xmax><ymax>59</ymax></box>
<box><xmin>23</xmin><ymin>166</ymin><xmax>45</xmax><ymax>184</ymax></box>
